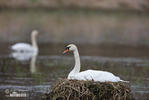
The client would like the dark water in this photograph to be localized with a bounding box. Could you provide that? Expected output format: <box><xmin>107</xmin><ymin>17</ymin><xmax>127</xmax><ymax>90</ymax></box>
<box><xmin>0</xmin><ymin>43</ymin><xmax>149</xmax><ymax>100</ymax></box>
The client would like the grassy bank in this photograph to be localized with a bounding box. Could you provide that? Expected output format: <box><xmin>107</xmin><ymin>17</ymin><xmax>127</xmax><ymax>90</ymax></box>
<box><xmin>0</xmin><ymin>0</ymin><xmax>149</xmax><ymax>11</ymax></box>
<box><xmin>0</xmin><ymin>9</ymin><xmax>149</xmax><ymax>46</ymax></box>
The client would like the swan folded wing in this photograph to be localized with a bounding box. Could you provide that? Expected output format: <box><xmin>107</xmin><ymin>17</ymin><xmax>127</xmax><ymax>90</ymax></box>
<box><xmin>11</xmin><ymin>43</ymin><xmax>35</xmax><ymax>52</ymax></box>
<box><xmin>71</xmin><ymin>70</ymin><xmax>121</xmax><ymax>82</ymax></box>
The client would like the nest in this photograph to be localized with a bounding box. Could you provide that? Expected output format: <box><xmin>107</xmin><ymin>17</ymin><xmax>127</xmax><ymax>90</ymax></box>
<box><xmin>43</xmin><ymin>79</ymin><xmax>134</xmax><ymax>100</ymax></box>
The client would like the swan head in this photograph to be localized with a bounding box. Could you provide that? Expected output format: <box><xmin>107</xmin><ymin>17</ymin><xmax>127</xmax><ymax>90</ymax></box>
<box><xmin>31</xmin><ymin>30</ymin><xmax>39</xmax><ymax>37</ymax></box>
<box><xmin>63</xmin><ymin>44</ymin><xmax>77</xmax><ymax>54</ymax></box>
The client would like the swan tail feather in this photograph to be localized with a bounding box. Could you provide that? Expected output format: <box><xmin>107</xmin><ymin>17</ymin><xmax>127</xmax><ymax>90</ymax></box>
<box><xmin>120</xmin><ymin>80</ymin><xmax>129</xmax><ymax>83</ymax></box>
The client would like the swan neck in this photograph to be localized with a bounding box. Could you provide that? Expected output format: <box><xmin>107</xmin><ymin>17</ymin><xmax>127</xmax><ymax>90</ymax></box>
<box><xmin>72</xmin><ymin>49</ymin><xmax>81</xmax><ymax>74</ymax></box>
<box><xmin>31</xmin><ymin>35</ymin><xmax>38</xmax><ymax>49</ymax></box>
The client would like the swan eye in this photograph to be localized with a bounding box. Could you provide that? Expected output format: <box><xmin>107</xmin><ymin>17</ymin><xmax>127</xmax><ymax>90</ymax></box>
<box><xmin>65</xmin><ymin>47</ymin><xmax>70</xmax><ymax>50</ymax></box>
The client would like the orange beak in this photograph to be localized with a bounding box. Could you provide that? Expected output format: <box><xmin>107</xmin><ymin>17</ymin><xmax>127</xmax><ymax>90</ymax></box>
<box><xmin>63</xmin><ymin>49</ymin><xmax>69</xmax><ymax>54</ymax></box>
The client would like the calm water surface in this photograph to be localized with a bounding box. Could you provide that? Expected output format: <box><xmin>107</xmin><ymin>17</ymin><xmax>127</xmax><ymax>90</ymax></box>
<box><xmin>0</xmin><ymin>43</ymin><xmax>149</xmax><ymax>100</ymax></box>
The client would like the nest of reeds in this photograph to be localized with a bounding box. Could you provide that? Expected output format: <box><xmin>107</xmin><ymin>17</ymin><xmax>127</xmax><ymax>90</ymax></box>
<box><xmin>43</xmin><ymin>79</ymin><xmax>134</xmax><ymax>100</ymax></box>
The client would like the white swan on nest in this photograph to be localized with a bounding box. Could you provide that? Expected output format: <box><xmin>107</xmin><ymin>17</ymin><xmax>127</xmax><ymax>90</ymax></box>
<box><xmin>11</xmin><ymin>30</ymin><xmax>39</xmax><ymax>53</ymax></box>
<box><xmin>63</xmin><ymin>44</ymin><xmax>128</xmax><ymax>82</ymax></box>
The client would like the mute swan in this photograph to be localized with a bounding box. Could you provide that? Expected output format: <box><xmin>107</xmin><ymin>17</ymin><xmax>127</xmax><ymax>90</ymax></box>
<box><xmin>63</xmin><ymin>44</ymin><xmax>128</xmax><ymax>82</ymax></box>
<box><xmin>11</xmin><ymin>30</ymin><xmax>39</xmax><ymax>53</ymax></box>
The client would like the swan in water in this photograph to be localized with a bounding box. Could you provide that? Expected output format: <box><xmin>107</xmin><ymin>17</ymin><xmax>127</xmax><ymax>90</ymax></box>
<box><xmin>11</xmin><ymin>30</ymin><xmax>39</xmax><ymax>53</ymax></box>
<box><xmin>63</xmin><ymin>44</ymin><xmax>128</xmax><ymax>82</ymax></box>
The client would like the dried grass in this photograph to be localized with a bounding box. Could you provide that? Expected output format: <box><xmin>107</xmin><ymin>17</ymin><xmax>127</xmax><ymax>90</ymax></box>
<box><xmin>43</xmin><ymin>79</ymin><xmax>134</xmax><ymax>100</ymax></box>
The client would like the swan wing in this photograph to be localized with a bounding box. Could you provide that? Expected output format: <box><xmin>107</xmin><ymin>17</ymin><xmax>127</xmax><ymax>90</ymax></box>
<box><xmin>11</xmin><ymin>43</ymin><xmax>34</xmax><ymax>52</ymax></box>
<box><xmin>73</xmin><ymin>70</ymin><xmax>122</xmax><ymax>82</ymax></box>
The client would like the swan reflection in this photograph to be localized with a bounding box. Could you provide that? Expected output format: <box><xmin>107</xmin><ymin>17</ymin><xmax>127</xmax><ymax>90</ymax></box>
<box><xmin>11</xmin><ymin>52</ymin><xmax>38</xmax><ymax>73</ymax></box>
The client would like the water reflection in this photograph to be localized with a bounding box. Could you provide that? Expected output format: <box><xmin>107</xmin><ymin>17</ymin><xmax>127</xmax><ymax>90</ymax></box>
<box><xmin>11</xmin><ymin>52</ymin><xmax>36</xmax><ymax>61</ymax></box>
<box><xmin>30</xmin><ymin>55</ymin><xmax>37</xmax><ymax>74</ymax></box>
<box><xmin>11</xmin><ymin>52</ymin><xmax>37</xmax><ymax>74</ymax></box>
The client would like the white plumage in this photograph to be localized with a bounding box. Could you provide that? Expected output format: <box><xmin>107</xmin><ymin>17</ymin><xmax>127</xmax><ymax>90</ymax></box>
<box><xmin>64</xmin><ymin>44</ymin><xmax>128</xmax><ymax>82</ymax></box>
<box><xmin>11</xmin><ymin>43</ymin><xmax>37</xmax><ymax>52</ymax></box>
<box><xmin>11</xmin><ymin>51</ymin><xmax>37</xmax><ymax>61</ymax></box>
<box><xmin>11</xmin><ymin>30</ymin><xmax>39</xmax><ymax>53</ymax></box>
<box><xmin>68</xmin><ymin>70</ymin><xmax>125</xmax><ymax>82</ymax></box>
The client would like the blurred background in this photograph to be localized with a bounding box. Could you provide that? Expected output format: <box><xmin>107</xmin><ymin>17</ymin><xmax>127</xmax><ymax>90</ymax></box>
<box><xmin>0</xmin><ymin>0</ymin><xmax>149</xmax><ymax>100</ymax></box>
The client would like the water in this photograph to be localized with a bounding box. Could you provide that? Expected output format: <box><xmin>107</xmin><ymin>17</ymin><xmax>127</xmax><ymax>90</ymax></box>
<box><xmin>0</xmin><ymin>43</ymin><xmax>149</xmax><ymax>100</ymax></box>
